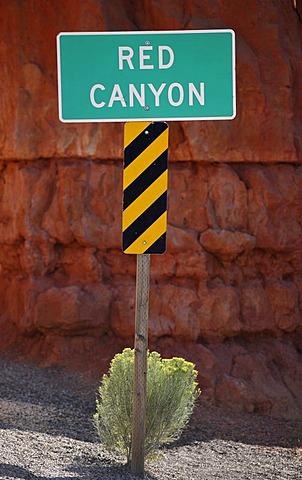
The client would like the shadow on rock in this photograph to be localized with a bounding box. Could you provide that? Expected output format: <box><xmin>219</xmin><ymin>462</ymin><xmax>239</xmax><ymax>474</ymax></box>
<box><xmin>167</xmin><ymin>398</ymin><xmax>302</xmax><ymax>450</ymax></box>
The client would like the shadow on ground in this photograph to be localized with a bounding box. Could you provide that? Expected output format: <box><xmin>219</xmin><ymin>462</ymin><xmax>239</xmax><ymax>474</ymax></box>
<box><xmin>1</xmin><ymin>356</ymin><xmax>301</xmax><ymax>450</ymax></box>
<box><xmin>0</xmin><ymin>461</ymin><xmax>160</xmax><ymax>480</ymax></box>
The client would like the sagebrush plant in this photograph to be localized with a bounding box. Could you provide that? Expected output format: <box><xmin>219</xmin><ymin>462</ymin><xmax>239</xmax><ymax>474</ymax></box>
<box><xmin>94</xmin><ymin>348</ymin><xmax>200</xmax><ymax>462</ymax></box>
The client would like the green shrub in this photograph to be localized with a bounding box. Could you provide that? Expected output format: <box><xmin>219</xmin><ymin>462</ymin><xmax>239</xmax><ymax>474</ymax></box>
<box><xmin>94</xmin><ymin>348</ymin><xmax>200</xmax><ymax>462</ymax></box>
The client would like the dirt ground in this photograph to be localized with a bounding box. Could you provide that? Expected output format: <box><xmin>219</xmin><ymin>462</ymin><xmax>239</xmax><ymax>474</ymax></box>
<box><xmin>0</xmin><ymin>356</ymin><xmax>301</xmax><ymax>479</ymax></box>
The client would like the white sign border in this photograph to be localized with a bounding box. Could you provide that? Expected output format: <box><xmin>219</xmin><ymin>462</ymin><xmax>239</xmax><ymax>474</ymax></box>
<box><xmin>57</xmin><ymin>29</ymin><xmax>236</xmax><ymax>123</ymax></box>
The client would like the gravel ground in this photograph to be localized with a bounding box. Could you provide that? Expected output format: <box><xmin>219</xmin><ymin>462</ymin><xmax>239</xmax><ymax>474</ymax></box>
<box><xmin>0</xmin><ymin>356</ymin><xmax>301</xmax><ymax>480</ymax></box>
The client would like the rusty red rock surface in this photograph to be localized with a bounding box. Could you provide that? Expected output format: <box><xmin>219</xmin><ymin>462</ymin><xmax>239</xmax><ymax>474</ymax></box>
<box><xmin>0</xmin><ymin>0</ymin><xmax>301</xmax><ymax>420</ymax></box>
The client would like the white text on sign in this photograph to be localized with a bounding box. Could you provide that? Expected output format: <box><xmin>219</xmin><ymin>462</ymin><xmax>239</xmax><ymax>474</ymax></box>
<box><xmin>90</xmin><ymin>82</ymin><xmax>205</xmax><ymax>109</ymax></box>
<box><xmin>90</xmin><ymin>44</ymin><xmax>205</xmax><ymax>110</ymax></box>
<box><xmin>118</xmin><ymin>46</ymin><xmax>174</xmax><ymax>70</ymax></box>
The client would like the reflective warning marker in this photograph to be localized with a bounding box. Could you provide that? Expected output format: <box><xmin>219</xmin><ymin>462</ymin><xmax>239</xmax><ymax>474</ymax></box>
<box><xmin>122</xmin><ymin>122</ymin><xmax>168</xmax><ymax>254</ymax></box>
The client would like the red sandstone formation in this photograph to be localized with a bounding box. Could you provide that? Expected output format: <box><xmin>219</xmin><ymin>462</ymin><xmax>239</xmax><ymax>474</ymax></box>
<box><xmin>0</xmin><ymin>0</ymin><xmax>301</xmax><ymax>420</ymax></box>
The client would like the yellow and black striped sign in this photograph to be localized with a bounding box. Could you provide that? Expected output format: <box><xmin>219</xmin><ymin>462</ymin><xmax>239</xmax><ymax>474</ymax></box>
<box><xmin>122</xmin><ymin>122</ymin><xmax>168</xmax><ymax>254</ymax></box>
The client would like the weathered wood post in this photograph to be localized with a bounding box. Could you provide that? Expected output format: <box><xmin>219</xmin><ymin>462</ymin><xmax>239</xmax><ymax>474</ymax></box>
<box><xmin>131</xmin><ymin>253</ymin><xmax>150</xmax><ymax>476</ymax></box>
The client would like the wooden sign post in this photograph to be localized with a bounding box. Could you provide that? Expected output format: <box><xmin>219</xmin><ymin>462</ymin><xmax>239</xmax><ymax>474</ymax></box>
<box><xmin>123</xmin><ymin>121</ymin><xmax>169</xmax><ymax>476</ymax></box>
<box><xmin>131</xmin><ymin>254</ymin><xmax>150</xmax><ymax>476</ymax></box>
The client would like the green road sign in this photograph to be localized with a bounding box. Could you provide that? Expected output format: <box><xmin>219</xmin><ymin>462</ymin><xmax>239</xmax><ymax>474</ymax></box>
<box><xmin>57</xmin><ymin>30</ymin><xmax>236</xmax><ymax>123</ymax></box>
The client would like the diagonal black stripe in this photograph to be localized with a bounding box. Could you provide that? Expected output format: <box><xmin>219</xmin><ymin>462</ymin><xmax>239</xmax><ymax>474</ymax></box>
<box><xmin>123</xmin><ymin>192</ymin><xmax>167</xmax><ymax>251</ymax></box>
<box><xmin>123</xmin><ymin>150</ymin><xmax>167</xmax><ymax>209</ymax></box>
<box><xmin>124</xmin><ymin>122</ymin><xmax>168</xmax><ymax>168</ymax></box>
<box><xmin>144</xmin><ymin>233</ymin><xmax>166</xmax><ymax>254</ymax></box>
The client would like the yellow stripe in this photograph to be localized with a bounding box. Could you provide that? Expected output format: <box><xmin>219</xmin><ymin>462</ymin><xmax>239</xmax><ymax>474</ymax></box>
<box><xmin>122</xmin><ymin>170</ymin><xmax>168</xmax><ymax>231</ymax></box>
<box><xmin>124</xmin><ymin>122</ymin><xmax>152</xmax><ymax>148</ymax></box>
<box><xmin>123</xmin><ymin>128</ymin><xmax>168</xmax><ymax>189</ymax></box>
<box><xmin>124</xmin><ymin>212</ymin><xmax>167</xmax><ymax>254</ymax></box>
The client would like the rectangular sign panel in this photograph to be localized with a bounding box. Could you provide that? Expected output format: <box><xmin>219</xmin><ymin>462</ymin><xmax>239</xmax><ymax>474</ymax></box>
<box><xmin>57</xmin><ymin>30</ymin><xmax>236</xmax><ymax>122</ymax></box>
<box><xmin>123</xmin><ymin>122</ymin><xmax>168</xmax><ymax>254</ymax></box>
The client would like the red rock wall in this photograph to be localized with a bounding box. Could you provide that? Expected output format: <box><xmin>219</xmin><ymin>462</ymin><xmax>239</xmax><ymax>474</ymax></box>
<box><xmin>0</xmin><ymin>0</ymin><xmax>302</xmax><ymax>419</ymax></box>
